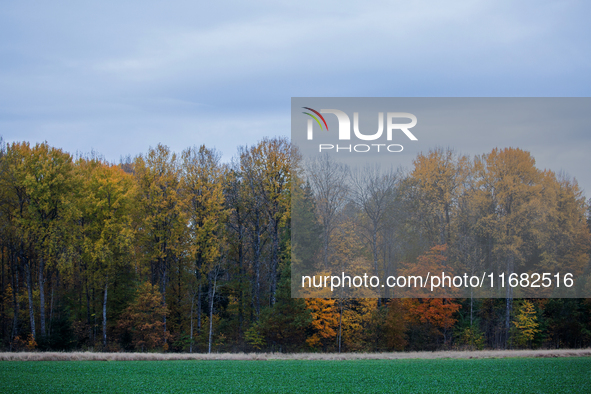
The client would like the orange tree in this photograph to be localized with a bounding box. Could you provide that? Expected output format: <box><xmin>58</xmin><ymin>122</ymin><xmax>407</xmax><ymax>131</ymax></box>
<box><xmin>401</xmin><ymin>245</ymin><xmax>461</xmax><ymax>348</ymax></box>
<box><xmin>117</xmin><ymin>282</ymin><xmax>170</xmax><ymax>351</ymax></box>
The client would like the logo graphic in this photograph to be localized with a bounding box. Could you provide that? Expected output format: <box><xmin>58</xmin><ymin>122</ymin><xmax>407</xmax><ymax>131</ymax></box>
<box><xmin>303</xmin><ymin>108</ymin><xmax>418</xmax><ymax>153</ymax></box>
<box><xmin>302</xmin><ymin>107</ymin><xmax>329</xmax><ymax>132</ymax></box>
<box><xmin>305</xmin><ymin>109</ymin><xmax>418</xmax><ymax>141</ymax></box>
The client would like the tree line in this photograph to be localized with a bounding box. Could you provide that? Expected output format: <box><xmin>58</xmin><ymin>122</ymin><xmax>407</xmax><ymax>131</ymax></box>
<box><xmin>0</xmin><ymin>136</ymin><xmax>590</xmax><ymax>352</ymax></box>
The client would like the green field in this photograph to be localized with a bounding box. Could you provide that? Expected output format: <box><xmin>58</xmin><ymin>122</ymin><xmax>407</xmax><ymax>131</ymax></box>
<box><xmin>1</xmin><ymin>357</ymin><xmax>590</xmax><ymax>393</ymax></box>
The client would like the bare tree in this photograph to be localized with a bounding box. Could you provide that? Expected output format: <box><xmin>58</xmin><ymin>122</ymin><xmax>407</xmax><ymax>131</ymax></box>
<box><xmin>306</xmin><ymin>154</ymin><xmax>349</xmax><ymax>270</ymax></box>
<box><xmin>349</xmin><ymin>164</ymin><xmax>399</xmax><ymax>301</ymax></box>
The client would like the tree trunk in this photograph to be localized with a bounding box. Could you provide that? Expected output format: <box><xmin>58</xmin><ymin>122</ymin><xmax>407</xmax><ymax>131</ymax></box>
<box><xmin>504</xmin><ymin>254</ymin><xmax>514</xmax><ymax>349</ymax></box>
<box><xmin>252</xmin><ymin>210</ymin><xmax>262</xmax><ymax>317</ymax></box>
<box><xmin>49</xmin><ymin>271</ymin><xmax>55</xmax><ymax>337</ymax></box>
<box><xmin>197</xmin><ymin>283</ymin><xmax>202</xmax><ymax>334</ymax></box>
<box><xmin>39</xmin><ymin>257</ymin><xmax>46</xmax><ymax>338</ymax></box>
<box><xmin>161</xmin><ymin>259</ymin><xmax>167</xmax><ymax>346</ymax></box>
<box><xmin>237</xmin><ymin>226</ymin><xmax>244</xmax><ymax>340</ymax></box>
<box><xmin>269</xmin><ymin>217</ymin><xmax>279</xmax><ymax>307</ymax></box>
<box><xmin>102</xmin><ymin>277</ymin><xmax>108</xmax><ymax>350</ymax></box>
<box><xmin>189</xmin><ymin>290</ymin><xmax>195</xmax><ymax>353</ymax></box>
<box><xmin>85</xmin><ymin>276</ymin><xmax>91</xmax><ymax>344</ymax></box>
<box><xmin>208</xmin><ymin>271</ymin><xmax>217</xmax><ymax>354</ymax></box>
<box><xmin>372</xmin><ymin>225</ymin><xmax>381</xmax><ymax>307</ymax></box>
<box><xmin>470</xmin><ymin>289</ymin><xmax>473</xmax><ymax>327</ymax></box>
<box><xmin>92</xmin><ymin>286</ymin><xmax>96</xmax><ymax>345</ymax></box>
<box><xmin>323</xmin><ymin>226</ymin><xmax>330</xmax><ymax>270</ymax></box>
<box><xmin>338</xmin><ymin>298</ymin><xmax>343</xmax><ymax>353</ymax></box>
<box><xmin>10</xmin><ymin>250</ymin><xmax>19</xmax><ymax>346</ymax></box>
<box><xmin>505</xmin><ymin>295</ymin><xmax>513</xmax><ymax>348</ymax></box>
<box><xmin>24</xmin><ymin>260</ymin><xmax>35</xmax><ymax>340</ymax></box>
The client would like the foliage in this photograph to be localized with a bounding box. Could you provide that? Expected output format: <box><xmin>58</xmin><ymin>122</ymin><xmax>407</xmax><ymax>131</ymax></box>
<box><xmin>455</xmin><ymin>326</ymin><xmax>486</xmax><ymax>350</ymax></box>
<box><xmin>0</xmin><ymin>140</ymin><xmax>590</xmax><ymax>353</ymax></box>
<box><xmin>244</xmin><ymin>323</ymin><xmax>266</xmax><ymax>351</ymax></box>
<box><xmin>384</xmin><ymin>299</ymin><xmax>407</xmax><ymax>351</ymax></box>
<box><xmin>512</xmin><ymin>300</ymin><xmax>540</xmax><ymax>348</ymax></box>
<box><xmin>305</xmin><ymin>298</ymin><xmax>338</xmax><ymax>350</ymax></box>
<box><xmin>117</xmin><ymin>282</ymin><xmax>170</xmax><ymax>351</ymax></box>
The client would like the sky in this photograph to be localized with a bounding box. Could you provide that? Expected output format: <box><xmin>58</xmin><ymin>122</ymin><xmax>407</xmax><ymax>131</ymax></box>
<box><xmin>1</xmin><ymin>1</ymin><xmax>590</xmax><ymax>190</ymax></box>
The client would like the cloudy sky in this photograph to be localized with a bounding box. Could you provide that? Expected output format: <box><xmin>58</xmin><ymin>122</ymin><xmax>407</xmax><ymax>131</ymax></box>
<box><xmin>1</xmin><ymin>1</ymin><xmax>590</xmax><ymax>190</ymax></box>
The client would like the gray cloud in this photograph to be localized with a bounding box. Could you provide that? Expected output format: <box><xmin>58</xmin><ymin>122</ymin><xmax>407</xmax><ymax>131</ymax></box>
<box><xmin>1</xmin><ymin>0</ymin><xmax>590</xmax><ymax>190</ymax></box>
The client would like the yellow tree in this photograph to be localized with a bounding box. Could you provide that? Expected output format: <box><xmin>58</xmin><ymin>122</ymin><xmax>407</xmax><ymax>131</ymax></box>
<box><xmin>4</xmin><ymin>142</ymin><xmax>76</xmax><ymax>340</ymax></box>
<box><xmin>537</xmin><ymin>172</ymin><xmax>590</xmax><ymax>285</ymax></box>
<box><xmin>0</xmin><ymin>142</ymin><xmax>24</xmax><ymax>343</ymax></box>
<box><xmin>182</xmin><ymin>145</ymin><xmax>229</xmax><ymax>353</ymax></box>
<box><xmin>512</xmin><ymin>300</ymin><xmax>540</xmax><ymax>348</ymax></box>
<box><xmin>472</xmin><ymin>147</ymin><xmax>546</xmax><ymax>347</ymax></box>
<box><xmin>77</xmin><ymin>158</ymin><xmax>135</xmax><ymax>348</ymax></box>
<box><xmin>133</xmin><ymin>144</ymin><xmax>186</xmax><ymax>346</ymax></box>
<box><xmin>410</xmin><ymin>148</ymin><xmax>470</xmax><ymax>246</ymax></box>
<box><xmin>340</xmin><ymin>298</ymin><xmax>378</xmax><ymax>352</ymax></box>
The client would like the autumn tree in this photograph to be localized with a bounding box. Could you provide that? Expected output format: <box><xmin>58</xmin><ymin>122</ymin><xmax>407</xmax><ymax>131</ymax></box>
<box><xmin>472</xmin><ymin>148</ymin><xmax>546</xmax><ymax>346</ymax></box>
<box><xmin>117</xmin><ymin>282</ymin><xmax>169</xmax><ymax>351</ymax></box>
<box><xmin>339</xmin><ymin>298</ymin><xmax>379</xmax><ymax>352</ymax></box>
<box><xmin>1</xmin><ymin>138</ymin><xmax>590</xmax><ymax>353</ymax></box>
<box><xmin>134</xmin><ymin>144</ymin><xmax>186</xmax><ymax>345</ymax></box>
<box><xmin>182</xmin><ymin>145</ymin><xmax>228</xmax><ymax>352</ymax></box>
<box><xmin>536</xmin><ymin>172</ymin><xmax>590</xmax><ymax>290</ymax></box>
<box><xmin>76</xmin><ymin>157</ymin><xmax>135</xmax><ymax>348</ymax></box>
<box><xmin>1</xmin><ymin>142</ymin><xmax>76</xmax><ymax>341</ymax></box>
<box><xmin>511</xmin><ymin>299</ymin><xmax>540</xmax><ymax>348</ymax></box>
<box><xmin>0</xmin><ymin>141</ymin><xmax>22</xmax><ymax>344</ymax></box>
<box><xmin>401</xmin><ymin>245</ymin><xmax>461</xmax><ymax>347</ymax></box>
<box><xmin>305</xmin><ymin>298</ymin><xmax>338</xmax><ymax>350</ymax></box>
<box><xmin>410</xmin><ymin>148</ymin><xmax>470</xmax><ymax>246</ymax></box>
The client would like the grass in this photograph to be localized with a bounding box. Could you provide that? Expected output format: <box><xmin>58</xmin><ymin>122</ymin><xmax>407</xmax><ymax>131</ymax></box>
<box><xmin>1</xmin><ymin>357</ymin><xmax>590</xmax><ymax>393</ymax></box>
<box><xmin>1</xmin><ymin>348</ymin><xmax>590</xmax><ymax>361</ymax></box>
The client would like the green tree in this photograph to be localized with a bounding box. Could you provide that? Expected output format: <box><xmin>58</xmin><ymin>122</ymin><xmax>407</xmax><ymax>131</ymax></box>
<box><xmin>239</xmin><ymin>137</ymin><xmax>291</xmax><ymax>314</ymax></box>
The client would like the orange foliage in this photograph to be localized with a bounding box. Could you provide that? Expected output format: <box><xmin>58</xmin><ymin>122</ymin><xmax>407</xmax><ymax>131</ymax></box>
<box><xmin>305</xmin><ymin>298</ymin><xmax>338</xmax><ymax>349</ymax></box>
<box><xmin>400</xmin><ymin>245</ymin><xmax>461</xmax><ymax>341</ymax></box>
<box><xmin>403</xmin><ymin>298</ymin><xmax>460</xmax><ymax>330</ymax></box>
<box><xmin>11</xmin><ymin>334</ymin><xmax>37</xmax><ymax>351</ymax></box>
<box><xmin>117</xmin><ymin>282</ymin><xmax>170</xmax><ymax>351</ymax></box>
<box><xmin>399</xmin><ymin>244</ymin><xmax>460</xmax><ymax>298</ymax></box>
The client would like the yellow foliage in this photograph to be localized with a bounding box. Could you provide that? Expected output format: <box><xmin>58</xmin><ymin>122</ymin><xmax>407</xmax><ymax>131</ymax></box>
<box><xmin>512</xmin><ymin>300</ymin><xmax>540</xmax><ymax>347</ymax></box>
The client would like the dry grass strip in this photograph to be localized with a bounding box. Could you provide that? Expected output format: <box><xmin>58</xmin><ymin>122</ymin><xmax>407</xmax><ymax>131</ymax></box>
<box><xmin>1</xmin><ymin>349</ymin><xmax>590</xmax><ymax>361</ymax></box>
